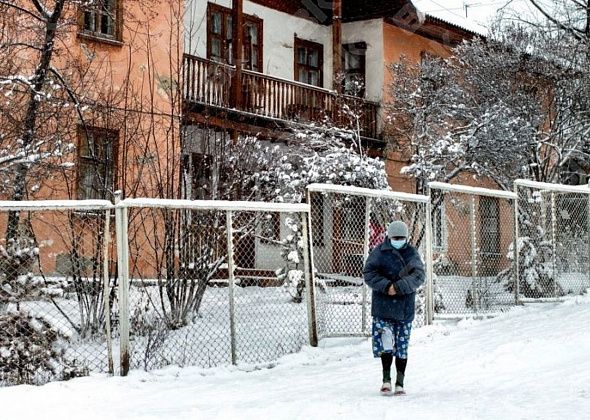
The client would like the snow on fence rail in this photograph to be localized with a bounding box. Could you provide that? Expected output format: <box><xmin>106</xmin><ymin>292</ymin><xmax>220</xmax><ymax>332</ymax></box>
<box><xmin>427</xmin><ymin>182</ymin><xmax>518</xmax><ymax>318</ymax></box>
<box><xmin>306</xmin><ymin>184</ymin><xmax>432</xmax><ymax>335</ymax></box>
<box><xmin>514</xmin><ymin>180</ymin><xmax>590</xmax><ymax>301</ymax></box>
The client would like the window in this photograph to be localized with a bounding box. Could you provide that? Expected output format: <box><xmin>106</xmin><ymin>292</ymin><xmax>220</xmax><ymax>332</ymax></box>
<box><xmin>207</xmin><ymin>3</ymin><xmax>263</xmax><ymax>71</ymax></box>
<box><xmin>480</xmin><ymin>197</ymin><xmax>500</xmax><ymax>255</ymax></box>
<box><xmin>432</xmin><ymin>203</ymin><xmax>447</xmax><ymax>251</ymax></box>
<box><xmin>294</xmin><ymin>37</ymin><xmax>323</xmax><ymax>87</ymax></box>
<box><xmin>80</xmin><ymin>0</ymin><xmax>120</xmax><ymax>41</ymax></box>
<box><xmin>342</xmin><ymin>42</ymin><xmax>366</xmax><ymax>97</ymax></box>
<box><xmin>78</xmin><ymin>127</ymin><xmax>117</xmax><ymax>200</ymax></box>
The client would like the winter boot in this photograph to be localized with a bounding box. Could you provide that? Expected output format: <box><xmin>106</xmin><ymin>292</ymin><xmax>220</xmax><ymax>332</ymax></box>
<box><xmin>380</xmin><ymin>382</ymin><xmax>392</xmax><ymax>396</ymax></box>
<box><xmin>393</xmin><ymin>385</ymin><xmax>406</xmax><ymax>396</ymax></box>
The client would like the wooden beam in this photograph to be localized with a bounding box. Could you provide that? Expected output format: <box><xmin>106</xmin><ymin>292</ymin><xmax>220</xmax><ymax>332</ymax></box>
<box><xmin>332</xmin><ymin>0</ymin><xmax>343</xmax><ymax>92</ymax></box>
<box><xmin>231</xmin><ymin>0</ymin><xmax>244</xmax><ymax>110</ymax></box>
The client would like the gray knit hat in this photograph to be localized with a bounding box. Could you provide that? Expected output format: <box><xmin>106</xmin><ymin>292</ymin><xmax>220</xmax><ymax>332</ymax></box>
<box><xmin>387</xmin><ymin>221</ymin><xmax>408</xmax><ymax>238</ymax></box>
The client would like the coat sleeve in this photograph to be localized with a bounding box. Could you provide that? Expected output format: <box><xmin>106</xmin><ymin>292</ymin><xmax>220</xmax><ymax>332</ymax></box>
<box><xmin>393</xmin><ymin>251</ymin><xmax>425</xmax><ymax>295</ymax></box>
<box><xmin>363</xmin><ymin>248</ymin><xmax>393</xmax><ymax>295</ymax></box>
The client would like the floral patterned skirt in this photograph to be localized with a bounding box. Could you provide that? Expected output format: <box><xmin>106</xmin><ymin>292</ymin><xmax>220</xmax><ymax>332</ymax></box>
<box><xmin>371</xmin><ymin>317</ymin><xmax>413</xmax><ymax>359</ymax></box>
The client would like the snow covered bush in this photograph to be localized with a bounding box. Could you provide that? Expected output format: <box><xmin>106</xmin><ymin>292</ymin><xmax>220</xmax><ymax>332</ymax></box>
<box><xmin>276</xmin><ymin>216</ymin><xmax>306</xmax><ymax>303</ymax></box>
<box><xmin>0</xmin><ymin>311</ymin><xmax>80</xmax><ymax>385</ymax></box>
<box><xmin>497</xmin><ymin>236</ymin><xmax>563</xmax><ymax>298</ymax></box>
<box><xmin>0</xmin><ymin>236</ymin><xmax>40</xmax><ymax>310</ymax></box>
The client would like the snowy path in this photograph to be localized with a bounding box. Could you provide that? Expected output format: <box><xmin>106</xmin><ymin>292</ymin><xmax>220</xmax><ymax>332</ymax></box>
<box><xmin>2</xmin><ymin>296</ymin><xmax>590</xmax><ymax>420</ymax></box>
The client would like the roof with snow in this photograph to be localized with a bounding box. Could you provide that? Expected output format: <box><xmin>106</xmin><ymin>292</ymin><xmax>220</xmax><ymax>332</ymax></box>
<box><xmin>412</xmin><ymin>0</ymin><xmax>489</xmax><ymax>36</ymax></box>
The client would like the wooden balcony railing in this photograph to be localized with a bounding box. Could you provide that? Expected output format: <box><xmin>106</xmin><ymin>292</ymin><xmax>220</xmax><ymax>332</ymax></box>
<box><xmin>183</xmin><ymin>54</ymin><xmax>380</xmax><ymax>140</ymax></box>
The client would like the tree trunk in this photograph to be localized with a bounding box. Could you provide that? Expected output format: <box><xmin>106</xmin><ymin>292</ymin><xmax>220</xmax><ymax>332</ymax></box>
<box><xmin>6</xmin><ymin>0</ymin><xmax>66</xmax><ymax>239</ymax></box>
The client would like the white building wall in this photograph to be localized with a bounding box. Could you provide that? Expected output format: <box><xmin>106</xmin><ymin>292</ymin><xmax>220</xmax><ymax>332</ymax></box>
<box><xmin>342</xmin><ymin>19</ymin><xmax>384</xmax><ymax>102</ymax></box>
<box><xmin>185</xmin><ymin>0</ymin><xmax>333</xmax><ymax>90</ymax></box>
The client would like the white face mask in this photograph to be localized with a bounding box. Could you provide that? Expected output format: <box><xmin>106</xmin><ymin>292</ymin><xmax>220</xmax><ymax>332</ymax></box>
<box><xmin>390</xmin><ymin>239</ymin><xmax>407</xmax><ymax>250</ymax></box>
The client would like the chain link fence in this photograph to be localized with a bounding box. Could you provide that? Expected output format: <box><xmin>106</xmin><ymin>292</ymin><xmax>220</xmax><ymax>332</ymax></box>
<box><xmin>307</xmin><ymin>184</ymin><xmax>431</xmax><ymax>337</ymax></box>
<box><xmin>514</xmin><ymin>180</ymin><xmax>590</xmax><ymax>301</ymax></box>
<box><xmin>4</xmin><ymin>179</ymin><xmax>590</xmax><ymax>387</ymax></box>
<box><xmin>0</xmin><ymin>201</ymin><xmax>115</xmax><ymax>386</ymax></box>
<box><xmin>121</xmin><ymin>199</ymin><xmax>315</xmax><ymax>371</ymax></box>
<box><xmin>428</xmin><ymin>183</ymin><xmax>518</xmax><ymax>318</ymax></box>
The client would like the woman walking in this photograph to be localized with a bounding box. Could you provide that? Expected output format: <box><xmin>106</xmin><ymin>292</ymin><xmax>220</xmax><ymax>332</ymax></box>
<box><xmin>363</xmin><ymin>220</ymin><xmax>425</xmax><ymax>396</ymax></box>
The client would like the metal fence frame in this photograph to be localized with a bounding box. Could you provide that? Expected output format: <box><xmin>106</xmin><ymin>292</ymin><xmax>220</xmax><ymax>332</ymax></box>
<box><xmin>306</xmin><ymin>183</ymin><xmax>433</xmax><ymax>335</ymax></box>
<box><xmin>427</xmin><ymin>182</ymin><xmax>519</xmax><ymax>318</ymax></box>
<box><xmin>514</xmin><ymin>179</ymin><xmax>590</xmax><ymax>302</ymax></box>
<box><xmin>0</xmin><ymin>199</ymin><xmax>115</xmax><ymax>384</ymax></box>
<box><xmin>115</xmin><ymin>198</ymin><xmax>315</xmax><ymax>375</ymax></box>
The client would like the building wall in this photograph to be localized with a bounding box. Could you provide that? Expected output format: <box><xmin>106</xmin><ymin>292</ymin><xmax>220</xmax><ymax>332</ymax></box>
<box><xmin>0</xmin><ymin>1</ymin><xmax>183</xmax><ymax>275</ymax></box>
<box><xmin>342</xmin><ymin>19</ymin><xmax>384</xmax><ymax>102</ymax></box>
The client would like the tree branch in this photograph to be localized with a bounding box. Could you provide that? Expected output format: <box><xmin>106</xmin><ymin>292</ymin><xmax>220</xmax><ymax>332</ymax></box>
<box><xmin>527</xmin><ymin>0</ymin><xmax>587</xmax><ymax>40</ymax></box>
<box><xmin>0</xmin><ymin>0</ymin><xmax>46</xmax><ymax>22</ymax></box>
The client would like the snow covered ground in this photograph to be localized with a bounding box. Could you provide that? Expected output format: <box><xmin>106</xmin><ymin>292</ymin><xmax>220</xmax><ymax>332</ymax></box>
<box><xmin>2</xmin><ymin>294</ymin><xmax>590</xmax><ymax>420</ymax></box>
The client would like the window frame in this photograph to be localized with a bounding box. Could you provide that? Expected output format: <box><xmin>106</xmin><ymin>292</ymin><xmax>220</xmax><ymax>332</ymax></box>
<box><xmin>294</xmin><ymin>36</ymin><xmax>324</xmax><ymax>87</ymax></box>
<box><xmin>78</xmin><ymin>0</ymin><xmax>123</xmax><ymax>44</ymax></box>
<box><xmin>77</xmin><ymin>126</ymin><xmax>118</xmax><ymax>201</ymax></box>
<box><xmin>206</xmin><ymin>3</ymin><xmax>263</xmax><ymax>72</ymax></box>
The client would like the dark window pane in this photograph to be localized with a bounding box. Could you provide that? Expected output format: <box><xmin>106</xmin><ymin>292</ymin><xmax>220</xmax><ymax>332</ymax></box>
<box><xmin>298</xmin><ymin>48</ymin><xmax>306</xmax><ymax>65</ymax></box>
<box><xmin>211</xmin><ymin>12</ymin><xmax>222</xmax><ymax>34</ymax></box>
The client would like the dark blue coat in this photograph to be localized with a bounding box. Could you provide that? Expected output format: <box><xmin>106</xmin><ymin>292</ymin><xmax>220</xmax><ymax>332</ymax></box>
<box><xmin>363</xmin><ymin>240</ymin><xmax>425</xmax><ymax>322</ymax></box>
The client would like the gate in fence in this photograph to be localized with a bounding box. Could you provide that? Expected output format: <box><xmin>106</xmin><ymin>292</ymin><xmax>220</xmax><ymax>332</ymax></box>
<box><xmin>514</xmin><ymin>180</ymin><xmax>590</xmax><ymax>301</ymax></box>
<box><xmin>0</xmin><ymin>200</ymin><xmax>115</xmax><ymax>386</ymax></box>
<box><xmin>428</xmin><ymin>182</ymin><xmax>518</xmax><ymax>318</ymax></box>
<box><xmin>306</xmin><ymin>183</ymin><xmax>432</xmax><ymax>336</ymax></box>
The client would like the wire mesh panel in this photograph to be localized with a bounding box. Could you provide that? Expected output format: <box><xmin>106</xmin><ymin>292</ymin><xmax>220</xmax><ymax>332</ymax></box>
<box><xmin>0</xmin><ymin>202</ymin><xmax>114</xmax><ymax>386</ymax></box>
<box><xmin>515</xmin><ymin>181</ymin><xmax>590</xmax><ymax>300</ymax></box>
<box><xmin>122</xmin><ymin>200</ymin><xmax>312</xmax><ymax>371</ymax></box>
<box><xmin>429</xmin><ymin>184</ymin><xmax>517</xmax><ymax>318</ymax></box>
<box><xmin>230</xmin><ymin>210</ymin><xmax>310</xmax><ymax>364</ymax></box>
<box><xmin>308</xmin><ymin>184</ymin><xmax>429</xmax><ymax>338</ymax></box>
<box><xmin>125</xmin><ymin>205</ymin><xmax>231</xmax><ymax>371</ymax></box>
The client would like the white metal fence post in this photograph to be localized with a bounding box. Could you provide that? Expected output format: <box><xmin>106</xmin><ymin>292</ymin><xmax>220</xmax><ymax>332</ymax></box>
<box><xmin>301</xmin><ymin>210</ymin><xmax>318</xmax><ymax>347</ymax></box>
<box><xmin>226</xmin><ymin>210</ymin><xmax>237</xmax><ymax>365</ymax></box>
<box><xmin>470</xmin><ymin>195</ymin><xmax>479</xmax><ymax>311</ymax></box>
<box><xmin>361</xmin><ymin>197</ymin><xmax>372</xmax><ymax>334</ymax></box>
<box><xmin>102</xmin><ymin>208</ymin><xmax>114</xmax><ymax>375</ymax></box>
<box><xmin>514</xmin><ymin>183</ymin><xmax>520</xmax><ymax>305</ymax></box>
<box><xmin>550</xmin><ymin>192</ymin><xmax>557</xmax><ymax>298</ymax></box>
<box><xmin>425</xmin><ymin>186</ymin><xmax>434</xmax><ymax>325</ymax></box>
<box><xmin>114</xmin><ymin>191</ymin><xmax>130</xmax><ymax>376</ymax></box>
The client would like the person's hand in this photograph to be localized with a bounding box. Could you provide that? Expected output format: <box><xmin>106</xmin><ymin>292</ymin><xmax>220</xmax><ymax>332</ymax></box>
<box><xmin>388</xmin><ymin>285</ymin><xmax>397</xmax><ymax>296</ymax></box>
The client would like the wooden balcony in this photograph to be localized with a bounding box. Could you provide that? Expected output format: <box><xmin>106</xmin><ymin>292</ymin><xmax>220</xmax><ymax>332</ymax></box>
<box><xmin>182</xmin><ymin>54</ymin><xmax>380</xmax><ymax>140</ymax></box>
